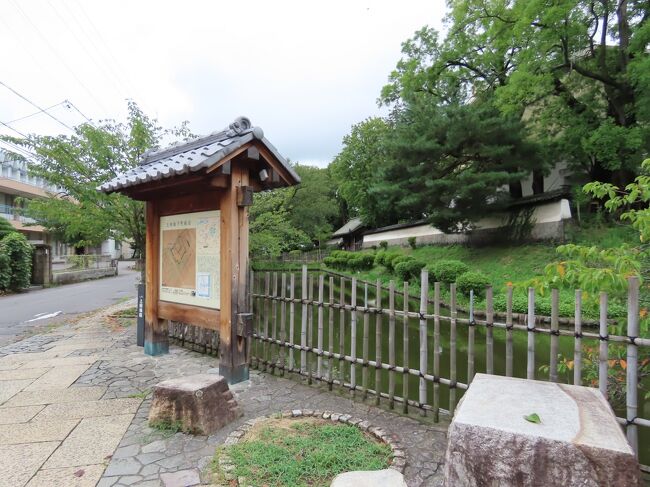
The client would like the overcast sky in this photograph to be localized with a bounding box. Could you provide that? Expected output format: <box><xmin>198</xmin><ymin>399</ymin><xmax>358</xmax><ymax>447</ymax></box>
<box><xmin>0</xmin><ymin>1</ymin><xmax>446</xmax><ymax>166</ymax></box>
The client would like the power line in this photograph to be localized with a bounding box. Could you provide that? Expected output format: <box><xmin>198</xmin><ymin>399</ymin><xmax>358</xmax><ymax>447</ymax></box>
<box><xmin>0</xmin><ymin>80</ymin><xmax>75</xmax><ymax>132</ymax></box>
<box><xmin>8</xmin><ymin>0</ymin><xmax>110</xmax><ymax>117</ymax></box>
<box><xmin>59</xmin><ymin>0</ymin><xmax>135</xmax><ymax>102</ymax></box>
<box><xmin>0</xmin><ymin>119</ymin><xmax>29</xmax><ymax>138</ymax></box>
<box><xmin>45</xmin><ymin>0</ymin><xmax>127</xmax><ymax>103</ymax></box>
<box><xmin>64</xmin><ymin>100</ymin><xmax>94</xmax><ymax>125</ymax></box>
<box><xmin>7</xmin><ymin>101</ymin><xmax>68</xmax><ymax>124</ymax></box>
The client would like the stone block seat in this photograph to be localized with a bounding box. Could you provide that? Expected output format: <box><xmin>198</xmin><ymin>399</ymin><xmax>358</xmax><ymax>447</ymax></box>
<box><xmin>444</xmin><ymin>374</ymin><xmax>641</xmax><ymax>487</ymax></box>
<box><xmin>148</xmin><ymin>374</ymin><xmax>242</xmax><ymax>435</ymax></box>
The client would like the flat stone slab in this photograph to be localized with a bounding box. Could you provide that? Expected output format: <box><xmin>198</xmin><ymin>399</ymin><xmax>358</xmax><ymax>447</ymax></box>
<box><xmin>37</xmin><ymin>398</ymin><xmax>141</xmax><ymax>420</ymax></box>
<box><xmin>0</xmin><ymin>441</ymin><xmax>59</xmax><ymax>487</ymax></box>
<box><xmin>24</xmin><ymin>364</ymin><xmax>91</xmax><ymax>391</ymax></box>
<box><xmin>1</xmin><ymin>386</ymin><xmax>107</xmax><ymax>407</ymax></box>
<box><xmin>43</xmin><ymin>414</ymin><xmax>134</xmax><ymax>468</ymax></box>
<box><xmin>0</xmin><ymin>405</ymin><xmax>44</xmax><ymax>424</ymax></box>
<box><xmin>0</xmin><ymin>379</ymin><xmax>34</xmax><ymax>405</ymax></box>
<box><xmin>160</xmin><ymin>468</ymin><xmax>201</xmax><ymax>486</ymax></box>
<box><xmin>444</xmin><ymin>374</ymin><xmax>642</xmax><ymax>486</ymax></box>
<box><xmin>0</xmin><ymin>367</ymin><xmax>50</xmax><ymax>381</ymax></box>
<box><xmin>149</xmin><ymin>374</ymin><xmax>242</xmax><ymax>435</ymax></box>
<box><xmin>0</xmin><ymin>419</ymin><xmax>79</xmax><ymax>444</ymax></box>
<box><xmin>25</xmin><ymin>464</ymin><xmax>105</xmax><ymax>487</ymax></box>
<box><xmin>331</xmin><ymin>469</ymin><xmax>407</xmax><ymax>486</ymax></box>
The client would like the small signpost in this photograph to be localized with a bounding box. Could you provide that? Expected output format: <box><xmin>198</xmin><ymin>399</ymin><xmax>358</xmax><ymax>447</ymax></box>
<box><xmin>99</xmin><ymin>117</ymin><xmax>299</xmax><ymax>383</ymax></box>
<box><xmin>137</xmin><ymin>283</ymin><xmax>145</xmax><ymax>347</ymax></box>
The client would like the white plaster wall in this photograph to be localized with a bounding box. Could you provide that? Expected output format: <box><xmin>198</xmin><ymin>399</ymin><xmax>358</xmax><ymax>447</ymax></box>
<box><xmin>362</xmin><ymin>199</ymin><xmax>572</xmax><ymax>248</ymax></box>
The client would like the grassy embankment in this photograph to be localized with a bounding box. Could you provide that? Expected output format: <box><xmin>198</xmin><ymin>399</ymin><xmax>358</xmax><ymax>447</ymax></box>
<box><xmin>253</xmin><ymin>221</ymin><xmax>638</xmax><ymax>323</ymax></box>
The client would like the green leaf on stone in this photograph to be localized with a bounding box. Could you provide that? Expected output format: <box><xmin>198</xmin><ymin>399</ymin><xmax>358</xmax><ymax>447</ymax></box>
<box><xmin>524</xmin><ymin>413</ymin><xmax>541</xmax><ymax>424</ymax></box>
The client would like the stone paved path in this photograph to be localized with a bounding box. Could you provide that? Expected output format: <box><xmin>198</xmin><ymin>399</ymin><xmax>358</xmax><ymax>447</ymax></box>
<box><xmin>0</xmin><ymin>300</ymin><xmax>448</xmax><ymax>487</ymax></box>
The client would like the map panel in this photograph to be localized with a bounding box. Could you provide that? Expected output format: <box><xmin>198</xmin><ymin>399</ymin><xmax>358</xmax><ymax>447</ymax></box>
<box><xmin>159</xmin><ymin>210</ymin><xmax>220</xmax><ymax>309</ymax></box>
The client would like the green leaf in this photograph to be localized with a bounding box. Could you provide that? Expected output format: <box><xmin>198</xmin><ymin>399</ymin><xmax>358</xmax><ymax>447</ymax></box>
<box><xmin>524</xmin><ymin>413</ymin><xmax>541</xmax><ymax>424</ymax></box>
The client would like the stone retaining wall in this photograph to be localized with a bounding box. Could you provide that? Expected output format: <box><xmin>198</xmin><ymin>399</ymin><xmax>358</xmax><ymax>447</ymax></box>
<box><xmin>52</xmin><ymin>266</ymin><xmax>117</xmax><ymax>285</ymax></box>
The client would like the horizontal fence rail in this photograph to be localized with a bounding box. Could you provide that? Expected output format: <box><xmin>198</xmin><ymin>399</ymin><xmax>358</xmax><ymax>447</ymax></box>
<box><xmin>249</xmin><ymin>268</ymin><xmax>650</xmax><ymax>472</ymax></box>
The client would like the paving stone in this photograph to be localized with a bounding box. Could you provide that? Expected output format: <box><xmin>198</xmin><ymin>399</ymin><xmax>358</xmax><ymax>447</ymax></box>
<box><xmin>0</xmin><ymin>418</ymin><xmax>79</xmax><ymax>445</ymax></box>
<box><xmin>160</xmin><ymin>469</ymin><xmax>201</xmax><ymax>487</ymax></box>
<box><xmin>140</xmin><ymin>464</ymin><xmax>161</xmax><ymax>476</ymax></box>
<box><xmin>96</xmin><ymin>477</ymin><xmax>118</xmax><ymax>487</ymax></box>
<box><xmin>2</xmin><ymin>386</ymin><xmax>106</xmax><ymax>407</ymax></box>
<box><xmin>37</xmin><ymin>398</ymin><xmax>141</xmax><ymax>420</ymax></box>
<box><xmin>0</xmin><ymin>379</ymin><xmax>34</xmax><ymax>405</ymax></box>
<box><xmin>0</xmin><ymin>404</ymin><xmax>44</xmax><ymax>424</ymax></box>
<box><xmin>112</xmin><ymin>444</ymin><xmax>140</xmax><ymax>459</ymax></box>
<box><xmin>44</xmin><ymin>414</ymin><xmax>134</xmax><ymax>468</ymax></box>
<box><xmin>141</xmin><ymin>439</ymin><xmax>167</xmax><ymax>453</ymax></box>
<box><xmin>0</xmin><ymin>441</ymin><xmax>59</xmax><ymax>487</ymax></box>
<box><xmin>0</xmin><ymin>367</ymin><xmax>50</xmax><ymax>381</ymax></box>
<box><xmin>18</xmin><ymin>356</ymin><xmax>98</xmax><ymax>369</ymax></box>
<box><xmin>119</xmin><ymin>475</ymin><xmax>144</xmax><ymax>485</ymax></box>
<box><xmin>136</xmin><ymin>452</ymin><xmax>166</xmax><ymax>465</ymax></box>
<box><xmin>24</xmin><ymin>364</ymin><xmax>91</xmax><ymax>391</ymax></box>
<box><xmin>25</xmin><ymin>464</ymin><xmax>106</xmax><ymax>487</ymax></box>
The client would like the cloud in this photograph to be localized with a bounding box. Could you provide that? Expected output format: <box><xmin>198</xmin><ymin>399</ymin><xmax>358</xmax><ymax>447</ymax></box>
<box><xmin>0</xmin><ymin>0</ymin><xmax>445</xmax><ymax>166</ymax></box>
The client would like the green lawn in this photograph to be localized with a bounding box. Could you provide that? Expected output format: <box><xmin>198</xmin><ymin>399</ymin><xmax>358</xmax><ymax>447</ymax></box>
<box><xmin>253</xmin><ymin>220</ymin><xmax>637</xmax><ymax>322</ymax></box>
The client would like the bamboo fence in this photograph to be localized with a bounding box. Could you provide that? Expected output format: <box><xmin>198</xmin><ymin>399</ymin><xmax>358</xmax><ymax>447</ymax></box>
<box><xmin>250</xmin><ymin>267</ymin><xmax>650</xmax><ymax>471</ymax></box>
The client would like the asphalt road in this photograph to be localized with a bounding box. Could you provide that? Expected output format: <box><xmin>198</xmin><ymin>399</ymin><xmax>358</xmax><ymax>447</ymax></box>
<box><xmin>0</xmin><ymin>261</ymin><xmax>139</xmax><ymax>347</ymax></box>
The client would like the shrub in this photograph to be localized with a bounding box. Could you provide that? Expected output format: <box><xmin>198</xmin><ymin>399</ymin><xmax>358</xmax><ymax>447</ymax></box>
<box><xmin>0</xmin><ymin>251</ymin><xmax>10</xmax><ymax>290</ymax></box>
<box><xmin>395</xmin><ymin>259</ymin><xmax>426</xmax><ymax>282</ymax></box>
<box><xmin>374</xmin><ymin>251</ymin><xmax>386</xmax><ymax>267</ymax></box>
<box><xmin>407</xmin><ymin>236</ymin><xmax>417</xmax><ymax>249</ymax></box>
<box><xmin>456</xmin><ymin>271</ymin><xmax>491</xmax><ymax>297</ymax></box>
<box><xmin>324</xmin><ymin>251</ymin><xmax>374</xmax><ymax>271</ymax></box>
<box><xmin>383</xmin><ymin>253</ymin><xmax>406</xmax><ymax>271</ymax></box>
<box><xmin>379</xmin><ymin>241</ymin><xmax>388</xmax><ymax>250</ymax></box>
<box><xmin>0</xmin><ymin>218</ymin><xmax>16</xmax><ymax>239</ymax></box>
<box><xmin>426</xmin><ymin>259</ymin><xmax>469</xmax><ymax>283</ymax></box>
<box><xmin>0</xmin><ymin>232</ymin><xmax>33</xmax><ymax>291</ymax></box>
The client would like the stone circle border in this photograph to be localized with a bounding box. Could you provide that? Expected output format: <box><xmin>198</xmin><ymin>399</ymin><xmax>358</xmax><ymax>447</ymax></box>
<box><xmin>217</xmin><ymin>409</ymin><xmax>407</xmax><ymax>484</ymax></box>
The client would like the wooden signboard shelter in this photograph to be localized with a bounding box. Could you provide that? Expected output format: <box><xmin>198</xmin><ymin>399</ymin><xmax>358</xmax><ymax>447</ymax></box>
<box><xmin>99</xmin><ymin>117</ymin><xmax>300</xmax><ymax>383</ymax></box>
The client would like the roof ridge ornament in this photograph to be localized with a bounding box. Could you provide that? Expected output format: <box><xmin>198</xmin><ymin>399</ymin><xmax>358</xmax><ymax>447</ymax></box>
<box><xmin>227</xmin><ymin>116</ymin><xmax>252</xmax><ymax>136</ymax></box>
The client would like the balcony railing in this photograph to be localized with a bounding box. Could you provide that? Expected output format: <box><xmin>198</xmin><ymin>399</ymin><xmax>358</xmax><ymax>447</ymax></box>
<box><xmin>0</xmin><ymin>204</ymin><xmax>36</xmax><ymax>224</ymax></box>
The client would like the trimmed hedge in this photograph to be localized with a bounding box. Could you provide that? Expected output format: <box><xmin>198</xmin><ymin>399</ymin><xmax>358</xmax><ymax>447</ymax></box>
<box><xmin>456</xmin><ymin>271</ymin><xmax>491</xmax><ymax>297</ymax></box>
<box><xmin>0</xmin><ymin>232</ymin><xmax>32</xmax><ymax>291</ymax></box>
<box><xmin>324</xmin><ymin>251</ymin><xmax>374</xmax><ymax>271</ymax></box>
<box><xmin>426</xmin><ymin>259</ymin><xmax>469</xmax><ymax>283</ymax></box>
<box><xmin>395</xmin><ymin>259</ymin><xmax>426</xmax><ymax>282</ymax></box>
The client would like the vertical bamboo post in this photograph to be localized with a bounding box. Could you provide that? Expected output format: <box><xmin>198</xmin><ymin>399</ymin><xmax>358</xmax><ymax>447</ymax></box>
<box><xmin>486</xmin><ymin>286</ymin><xmax>494</xmax><ymax>375</ymax></box>
<box><xmin>375</xmin><ymin>279</ymin><xmax>383</xmax><ymax>406</ymax></box>
<box><xmin>574</xmin><ymin>289</ymin><xmax>582</xmax><ymax>386</ymax></box>
<box><xmin>300</xmin><ymin>266</ymin><xmax>307</xmax><ymax>374</ymax></box>
<box><xmin>252</xmin><ymin>271</ymin><xmax>259</xmax><ymax>368</ymax></box>
<box><xmin>467</xmin><ymin>290</ymin><xmax>475</xmax><ymax>384</ymax></box>
<box><xmin>626</xmin><ymin>276</ymin><xmax>639</xmax><ymax>456</ymax></box>
<box><xmin>307</xmin><ymin>274</ymin><xmax>314</xmax><ymax>384</ymax></box>
<box><xmin>599</xmin><ymin>292</ymin><xmax>608</xmax><ymax>398</ymax></box>
<box><xmin>328</xmin><ymin>276</ymin><xmax>334</xmax><ymax>390</ymax></box>
<box><xmin>402</xmin><ymin>281</ymin><xmax>409</xmax><ymax>414</ymax></box>
<box><xmin>527</xmin><ymin>287</ymin><xmax>535</xmax><ymax>380</ymax></box>
<box><xmin>449</xmin><ymin>283</ymin><xmax>457</xmax><ymax>415</ymax></box>
<box><xmin>263</xmin><ymin>272</ymin><xmax>270</xmax><ymax>371</ymax></box>
<box><xmin>339</xmin><ymin>277</ymin><xmax>346</xmax><ymax>389</ymax></box>
<box><xmin>317</xmin><ymin>274</ymin><xmax>324</xmax><ymax>380</ymax></box>
<box><xmin>506</xmin><ymin>285</ymin><xmax>513</xmax><ymax>377</ymax></box>
<box><xmin>550</xmin><ymin>288</ymin><xmax>559</xmax><ymax>383</ymax></box>
<box><xmin>362</xmin><ymin>283</ymin><xmax>370</xmax><ymax>400</ymax></box>
<box><xmin>388</xmin><ymin>280</ymin><xmax>396</xmax><ymax>409</ymax></box>
<box><xmin>289</xmin><ymin>273</ymin><xmax>295</xmax><ymax>371</ymax></box>
<box><xmin>419</xmin><ymin>269</ymin><xmax>429</xmax><ymax>416</ymax></box>
<box><xmin>350</xmin><ymin>277</ymin><xmax>358</xmax><ymax>394</ymax></box>
<box><xmin>280</xmin><ymin>273</ymin><xmax>287</xmax><ymax>376</ymax></box>
<box><xmin>433</xmin><ymin>281</ymin><xmax>440</xmax><ymax>422</ymax></box>
<box><xmin>271</xmin><ymin>272</ymin><xmax>278</xmax><ymax>372</ymax></box>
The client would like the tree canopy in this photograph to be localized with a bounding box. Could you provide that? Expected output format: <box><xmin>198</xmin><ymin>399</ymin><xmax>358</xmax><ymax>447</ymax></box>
<box><xmin>4</xmin><ymin>102</ymin><xmax>191</xmax><ymax>257</ymax></box>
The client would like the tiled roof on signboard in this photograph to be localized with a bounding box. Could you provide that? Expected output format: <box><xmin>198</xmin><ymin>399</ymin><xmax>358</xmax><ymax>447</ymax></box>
<box><xmin>98</xmin><ymin>116</ymin><xmax>299</xmax><ymax>192</ymax></box>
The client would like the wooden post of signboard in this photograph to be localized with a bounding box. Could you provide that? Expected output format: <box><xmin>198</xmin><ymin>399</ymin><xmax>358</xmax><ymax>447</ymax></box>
<box><xmin>219</xmin><ymin>164</ymin><xmax>251</xmax><ymax>383</ymax></box>
<box><xmin>144</xmin><ymin>200</ymin><xmax>169</xmax><ymax>356</ymax></box>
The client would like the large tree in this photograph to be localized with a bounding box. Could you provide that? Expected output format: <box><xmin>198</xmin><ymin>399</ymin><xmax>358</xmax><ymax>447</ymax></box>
<box><xmin>382</xmin><ymin>0</ymin><xmax>650</xmax><ymax>187</ymax></box>
<box><xmin>370</xmin><ymin>100</ymin><xmax>543</xmax><ymax>232</ymax></box>
<box><xmin>5</xmin><ymin>102</ymin><xmax>191</xmax><ymax>258</ymax></box>
<box><xmin>249</xmin><ymin>163</ymin><xmax>341</xmax><ymax>256</ymax></box>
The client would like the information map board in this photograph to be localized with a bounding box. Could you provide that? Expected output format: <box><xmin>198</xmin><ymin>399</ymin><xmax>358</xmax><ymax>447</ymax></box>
<box><xmin>159</xmin><ymin>210</ymin><xmax>220</xmax><ymax>309</ymax></box>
